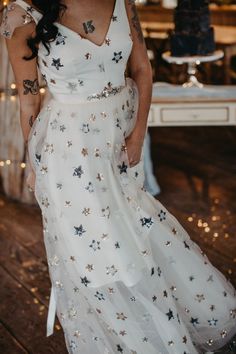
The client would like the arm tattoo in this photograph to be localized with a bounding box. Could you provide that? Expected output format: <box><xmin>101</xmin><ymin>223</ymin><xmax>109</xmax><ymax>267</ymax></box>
<box><xmin>23</xmin><ymin>78</ymin><xmax>39</xmax><ymax>95</ymax></box>
<box><xmin>83</xmin><ymin>20</ymin><xmax>95</xmax><ymax>34</ymax></box>
<box><xmin>128</xmin><ymin>0</ymin><xmax>144</xmax><ymax>43</ymax></box>
<box><xmin>29</xmin><ymin>115</ymin><xmax>34</xmax><ymax>127</ymax></box>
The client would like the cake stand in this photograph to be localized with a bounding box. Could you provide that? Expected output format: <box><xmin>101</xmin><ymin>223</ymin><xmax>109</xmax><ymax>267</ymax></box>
<box><xmin>162</xmin><ymin>50</ymin><xmax>224</xmax><ymax>88</ymax></box>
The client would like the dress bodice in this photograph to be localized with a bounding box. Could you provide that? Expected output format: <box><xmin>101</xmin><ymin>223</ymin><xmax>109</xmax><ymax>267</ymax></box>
<box><xmin>0</xmin><ymin>0</ymin><xmax>133</xmax><ymax>102</ymax></box>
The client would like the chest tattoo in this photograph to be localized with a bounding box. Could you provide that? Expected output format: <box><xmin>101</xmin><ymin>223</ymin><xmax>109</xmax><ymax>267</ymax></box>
<box><xmin>83</xmin><ymin>20</ymin><xmax>95</xmax><ymax>34</ymax></box>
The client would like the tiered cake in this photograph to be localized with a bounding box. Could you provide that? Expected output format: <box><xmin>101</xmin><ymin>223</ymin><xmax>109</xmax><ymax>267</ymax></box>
<box><xmin>170</xmin><ymin>0</ymin><xmax>215</xmax><ymax>56</ymax></box>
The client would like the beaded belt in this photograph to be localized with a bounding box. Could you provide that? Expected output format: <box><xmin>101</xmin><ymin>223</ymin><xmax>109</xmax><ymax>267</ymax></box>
<box><xmin>87</xmin><ymin>82</ymin><xmax>125</xmax><ymax>101</ymax></box>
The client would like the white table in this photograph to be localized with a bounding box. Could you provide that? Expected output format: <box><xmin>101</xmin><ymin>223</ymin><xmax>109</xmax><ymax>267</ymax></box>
<box><xmin>148</xmin><ymin>83</ymin><xmax>236</xmax><ymax>127</ymax></box>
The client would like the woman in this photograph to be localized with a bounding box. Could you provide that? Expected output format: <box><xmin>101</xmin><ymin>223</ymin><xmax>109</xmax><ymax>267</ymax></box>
<box><xmin>1</xmin><ymin>1</ymin><xmax>236</xmax><ymax>353</ymax></box>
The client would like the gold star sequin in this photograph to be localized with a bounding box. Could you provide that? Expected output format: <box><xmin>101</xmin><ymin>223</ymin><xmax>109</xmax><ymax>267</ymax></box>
<box><xmin>105</xmin><ymin>37</ymin><xmax>111</xmax><ymax>46</ymax></box>
<box><xmin>90</xmin><ymin>114</ymin><xmax>96</xmax><ymax>121</ymax></box>
<box><xmin>40</xmin><ymin>166</ymin><xmax>48</xmax><ymax>174</ymax></box>
<box><xmin>74</xmin><ymin>330</ymin><xmax>81</xmax><ymax>338</ymax></box>
<box><xmin>221</xmin><ymin>330</ymin><xmax>227</xmax><ymax>338</ymax></box>
<box><xmin>172</xmin><ymin>227</ymin><xmax>177</xmax><ymax>235</ymax></box>
<box><xmin>94</xmin><ymin>148</ymin><xmax>101</xmax><ymax>157</ymax></box>
<box><xmin>100</xmin><ymin>112</ymin><xmax>107</xmax><ymax>119</ymax></box>
<box><xmin>81</xmin><ymin>148</ymin><xmax>88</xmax><ymax>156</ymax></box>
<box><xmin>116</xmin><ymin>312</ymin><xmax>127</xmax><ymax>320</ymax></box>
<box><xmin>86</xmin><ymin>264</ymin><xmax>94</xmax><ymax>272</ymax></box>
<box><xmin>82</xmin><ymin>207</ymin><xmax>91</xmax><ymax>216</ymax></box>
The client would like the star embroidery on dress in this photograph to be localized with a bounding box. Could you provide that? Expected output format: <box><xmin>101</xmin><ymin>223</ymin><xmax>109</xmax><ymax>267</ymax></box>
<box><xmin>168</xmin><ymin>341</ymin><xmax>174</xmax><ymax>346</ymax></box>
<box><xmin>86</xmin><ymin>264</ymin><xmax>94</xmax><ymax>272</ymax></box>
<box><xmin>73</xmin><ymin>165</ymin><xmax>84</xmax><ymax>178</ymax></box>
<box><xmin>85</xmin><ymin>53</ymin><xmax>92</xmax><ymax>60</ymax></box>
<box><xmin>142</xmin><ymin>337</ymin><xmax>148</xmax><ymax>342</ymax></box>
<box><xmin>101</xmin><ymin>206</ymin><xmax>110</xmax><ymax>218</ymax></box>
<box><xmin>96</xmin><ymin>173</ymin><xmax>104</xmax><ymax>181</ymax></box>
<box><xmin>105</xmin><ymin>37</ymin><xmax>111</xmax><ymax>46</ymax></box>
<box><xmin>210</xmin><ymin>305</ymin><xmax>215</xmax><ymax>311</ymax></box>
<box><xmin>70</xmin><ymin>256</ymin><xmax>76</xmax><ymax>261</ymax></box>
<box><xmin>116</xmin><ymin>344</ymin><xmax>123</xmax><ymax>353</ymax></box>
<box><xmin>59</xmin><ymin>124</ymin><xmax>66</xmax><ymax>132</ymax></box>
<box><xmin>55</xmin><ymin>32</ymin><xmax>67</xmax><ymax>45</ymax></box>
<box><xmin>81</xmin><ymin>148</ymin><xmax>88</xmax><ymax>156</ymax></box>
<box><xmin>80</xmin><ymin>276</ymin><xmax>90</xmax><ymax>287</ymax></box>
<box><xmin>208</xmin><ymin>318</ymin><xmax>218</xmax><ymax>326</ymax></box>
<box><xmin>140</xmin><ymin>217</ymin><xmax>153</xmax><ymax>228</ymax></box>
<box><xmin>112</xmin><ymin>15</ymin><xmax>118</xmax><ymax>22</ymax></box>
<box><xmin>35</xmin><ymin>153</ymin><xmax>41</xmax><ymax>165</ymax></box>
<box><xmin>67</xmin><ymin>82</ymin><xmax>78</xmax><ymax>92</ymax></box>
<box><xmin>89</xmin><ymin>239</ymin><xmax>101</xmax><ymax>251</ymax></box>
<box><xmin>189</xmin><ymin>275</ymin><xmax>195</xmax><ymax>281</ymax></box>
<box><xmin>166</xmin><ymin>309</ymin><xmax>174</xmax><ymax>320</ymax></box>
<box><xmin>152</xmin><ymin>295</ymin><xmax>157</xmax><ymax>302</ymax></box>
<box><xmin>195</xmin><ymin>294</ymin><xmax>205</xmax><ymax>302</ymax></box>
<box><xmin>85</xmin><ymin>181</ymin><xmax>94</xmax><ymax>192</ymax></box>
<box><xmin>119</xmin><ymin>330</ymin><xmax>127</xmax><ymax>336</ymax></box>
<box><xmin>106</xmin><ymin>265</ymin><xmax>118</xmax><ymax>276</ymax></box>
<box><xmin>69</xmin><ymin>340</ymin><xmax>77</xmax><ymax>351</ymax></box>
<box><xmin>112</xmin><ymin>51</ymin><xmax>123</xmax><ymax>63</ymax></box>
<box><xmin>190</xmin><ymin>317</ymin><xmax>200</xmax><ymax>326</ymax></box>
<box><xmin>26</xmin><ymin>6</ymin><xmax>35</xmax><ymax>13</ymax></box>
<box><xmin>116</xmin><ymin>312</ymin><xmax>127</xmax><ymax>320</ymax></box>
<box><xmin>95</xmin><ymin>291</ymin><xmax>105</xmax><ymax>300</ymax></box>
<box><xmin>51</xmin><ymin>58</ymin><xmax>64</xmax><ymax>70</ymax></box>
<box><xmin>207</xmin><ymin>275</ymin><xmax>214</xmax><ymax>282</ymax></box>
<box><xmin>98</xmin><ymin>63</ymin><xmax>105</xmax><ymax>72</ymax></box>
<box><xmin>158</xmin><ymin>209</ymin><xmax>166</xmax><ymax>221</ymax></box>
<box><xmin>163</xmin><ymin>290</ymin><xmax>168</xmax><ymax>297</ymax></box>
<box><xmin>82</xmin><ymin>207</ymin><xmax>91</xmax><ymax>216</ymax></box>
<box><xmin>157</xmin><ymin>266</ymin><xmax>162</xmax><ymax>276</ymax></box>
<box><xmin>115</xmin><ymin>242</ymin><xmax>120</xmax><ymax>249</ymax></box>
<box><xmin>117</xmin><ymin>161</ymin><xmax>128</xmax><ymax>174</ymax></box>
<box><xmin>182</xmin><ymin>335</ymin><xmax>187</xmax><ymax>344</ymax></box>
<box><xmin>183</xmin><ymin>241</ymin><xmax>190</xmax><ymax>249</ymax></box>
<box><xmin>81</xmin><ymin>123</ymin><xmax>90</xmax><ymax>133</ymax></box>
<box><xmin>74</xmin><ymin>224</ymin><xmax>86</xmax><ymax>236</ymax></box>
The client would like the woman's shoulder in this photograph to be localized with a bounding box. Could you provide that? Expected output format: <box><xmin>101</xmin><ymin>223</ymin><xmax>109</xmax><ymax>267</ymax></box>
<box><xmin>0</xmin><ymin>1</ymin><xmax>39</xmax><ymax>39</ymax></box>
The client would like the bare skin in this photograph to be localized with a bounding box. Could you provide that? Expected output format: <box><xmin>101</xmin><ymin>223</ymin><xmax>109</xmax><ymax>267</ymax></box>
<box><xmin>5</xmin><ymin>0</ymin><xmax>152</xmax><ymax>185</ymax></box>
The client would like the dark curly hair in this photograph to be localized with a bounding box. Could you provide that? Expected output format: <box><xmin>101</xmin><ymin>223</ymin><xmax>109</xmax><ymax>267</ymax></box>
<box><xmin>24</xmin><ymin>0</ymin><xmax>67</xmax><ymax>60</ymax></box>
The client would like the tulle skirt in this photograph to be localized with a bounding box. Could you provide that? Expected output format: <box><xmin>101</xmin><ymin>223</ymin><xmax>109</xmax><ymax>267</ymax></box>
<box><xmin>27</xmin><ymin>78</ymin><xmax>236</xmax><ymax>354</ymax></box>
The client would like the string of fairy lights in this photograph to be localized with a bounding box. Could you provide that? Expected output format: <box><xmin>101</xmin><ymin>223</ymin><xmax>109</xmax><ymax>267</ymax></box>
<box><xmin>0</xmin><ymin>83</ymin><xmax>47</xmax><ymax>169</ymax></box>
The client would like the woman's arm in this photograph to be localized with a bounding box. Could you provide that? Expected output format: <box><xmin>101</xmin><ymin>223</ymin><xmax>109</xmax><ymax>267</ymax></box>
<box><xmin>125</xmin><ymin>0</ymin><xmax>153</xmax><ymax>166</ymax></box>
<box><xmin>5</xmin><ymin>21</ymin><xmax>41</xmax><ymax>145</ymax></box>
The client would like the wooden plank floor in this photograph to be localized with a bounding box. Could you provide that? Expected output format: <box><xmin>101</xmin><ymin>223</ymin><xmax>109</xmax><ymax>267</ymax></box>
<box><xmin>0</xmin><ymin>126</ymin><xmax>236</xmax><ymax>353</ymax></box>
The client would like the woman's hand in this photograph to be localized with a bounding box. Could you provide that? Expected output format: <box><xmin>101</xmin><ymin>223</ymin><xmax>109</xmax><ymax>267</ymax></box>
<box><xmin>125</xmin><ymin>133</ymin><xmax>144</xmax><ymax>167</ymax></box>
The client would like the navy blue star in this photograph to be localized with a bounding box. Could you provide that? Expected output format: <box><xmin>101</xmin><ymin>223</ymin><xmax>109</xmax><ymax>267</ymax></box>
<box><xmin>115</xmin><ymin>242</ymin><xmax>120</xmax><ymax>249</ymax></box>
<box><xmin>74</xmin><ymin>224</ymin><xmax>86</xmax><ymax>236</ymax></box>
<box><xmin>116</xmin><ymin>344</ymin><xmax>123</xmax><ymax>352</ymax></box>
<box><xmin>140</xmin><ymin>217</ymin><xmax>153</xmax><ymax>228</ymax></box>
<box><xmin>184</xmin><ymin>241</ymin><xmax>190</xmax><ymax>249</ymax></box>
<box><xmin>51</xmin><ymin>58</ymin><xmax>64</xmax><ymax>70</ymax></box>
<box><xmin>190</xmin><ymin>317</ymin><xmax>199</xmax><ymax>326</ymax></box>
<box><xmin>118</xmin><ymin>161</ymin><xmax>128</xmax><ymax>174</ymax></box>
<box><xmin>80</xmin><ymin>276</ymin><xmax>90</xmax><ymax>287</ymax></box>
<box><xmin>73</xmin><ymin>165</ymin><xmax>84</xmax><ymax>178</ymax></box>
<box><xmin>112</xmin><ymin>51</ymin><xmax>123</xmax><ymax>63</ymax></box>
<box><xmin>166</xmin><ymin>309</ymin><xmax>174</xmax><ymax>320</ymax></box>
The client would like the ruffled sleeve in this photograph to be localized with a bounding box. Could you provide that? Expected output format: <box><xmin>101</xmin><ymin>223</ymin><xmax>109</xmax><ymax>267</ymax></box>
<box><xmin>0</xmin><ymin>2</ymin><xmax>35</xmax><ymax>39</ymax></box>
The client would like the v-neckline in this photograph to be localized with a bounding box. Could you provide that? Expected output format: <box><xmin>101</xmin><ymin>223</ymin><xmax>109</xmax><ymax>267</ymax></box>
<box><xmin>55</xmin><ymin>0</ymin><xmax>117</xmax><ymax>48</ymax></box>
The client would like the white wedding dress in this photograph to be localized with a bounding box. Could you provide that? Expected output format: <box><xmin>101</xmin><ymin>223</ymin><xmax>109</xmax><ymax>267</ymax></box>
<box><xmin>1</xmin><ymin>1</ymin><xmax>236</xmax><ymax>353</ymax></box>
